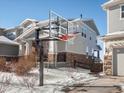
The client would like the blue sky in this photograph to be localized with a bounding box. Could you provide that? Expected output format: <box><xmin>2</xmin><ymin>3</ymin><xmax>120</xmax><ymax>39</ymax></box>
<box><xmin>0</xmin><ymin>0</ymin><xmax>107</xmax><ymax>35</ymax></box>
<box><xmin>0</xmin><ymin>0</ymin><xmax>108</xmax><ymax>59</ymax></box>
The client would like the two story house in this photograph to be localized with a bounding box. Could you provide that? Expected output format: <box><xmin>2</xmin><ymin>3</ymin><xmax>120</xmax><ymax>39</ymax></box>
<box><xmin>102</xmin><ymin>0</ymin><xmax>124</xmax><ymax>75</ymax></box>
<box><xmin>4</xmin><ymin>11</ymin><xmax>101</xmax><ymax>68</ymax></box>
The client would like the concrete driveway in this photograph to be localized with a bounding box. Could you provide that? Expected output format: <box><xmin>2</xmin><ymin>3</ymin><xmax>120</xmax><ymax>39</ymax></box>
<box><xmin>62</xmin><ymin>76</ymin><xmax>124</xmax><ymax>93</ymax></box>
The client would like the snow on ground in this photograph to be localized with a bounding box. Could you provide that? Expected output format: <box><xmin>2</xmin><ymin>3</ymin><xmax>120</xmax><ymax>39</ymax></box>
<box><xmin>0</xmin><ymin>67</ymin><xmax>97</xmax><ymax>93</ymax></box>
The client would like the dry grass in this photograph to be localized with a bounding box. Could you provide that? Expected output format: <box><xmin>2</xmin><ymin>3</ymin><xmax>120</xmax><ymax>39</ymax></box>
<box><xmin>0</xmin><ymin>54</ymin><xmax>37</xmax><ymax>76</ymax></box>
<box><xmin>0</xmin><ymin>58</ymin><xmax>11</xmax><ymax>72</ymax></box>
<box><xmin>15</xmin><ymin>54</ymin><xmax>36</xmax><ymax>76</ymax></box>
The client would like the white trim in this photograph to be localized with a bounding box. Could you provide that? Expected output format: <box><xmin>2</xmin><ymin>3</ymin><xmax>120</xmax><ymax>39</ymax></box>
<box><xmin>102</xmin><ymin>0</ymin><xmax>113</xmax><ymax>9</ymax></box>
<box><xmin>107</xmin><ymin>31</ymin><xmax>124</xmax><ymax>35</ymax></box>
<box><xmin>102</xmin><ymin>0</ymin><xmax>124</xmax><ymax>10</ymax></box>
<box><xmin>112</xmin><ymin>48</ymin><xmax>114</xmax><ymax>75</ymax></box>
<box><xmin>107</xmin><ymin>10</ymin><xmax>110</xmax><ymax>34</ymax></box>
<box><xmin>103</xmin><ymin>42</ymin><xmax>105</xmax><ymax>75</ymax></box>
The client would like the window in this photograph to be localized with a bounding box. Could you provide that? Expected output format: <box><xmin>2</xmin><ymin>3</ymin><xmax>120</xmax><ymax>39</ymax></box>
<box><xmin>84</xmin><ymin>34</ymin><xmax>86</xmax><ymax>38</ymax></box>
<box><xmin>90</xmin><ymin>37</ymin><xmax>91</xmax><ymax>40</ymax></box>
<box><xmin>82</xmin><ymin>32</ymin><xmax>84</xmax><ymax>37</ymax></box>
<box><xmin>121</xmin><ymin>5</ymin><xmax>124</xmax><ymax>19</ymax></box>
<box><xmin>96</xmin><ymin>40</ymin><xmax>97</xmax><ymax>43</ymax></box>
<box><xmin>81</xmin><ymin>32</ymin><xmax>86</xmax><ymax>38</ymax></box>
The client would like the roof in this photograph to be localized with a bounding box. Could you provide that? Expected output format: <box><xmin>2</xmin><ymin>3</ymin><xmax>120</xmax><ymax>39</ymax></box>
<box><xmin>0</xmin><ymin>28</ymin><xmax>5</xmax><ymax>31</ymax></box>
<box><xmin>102</xmin><ymin>0</ymin><xmax>124</xmax><ymax>10</ymax></box>
<box><xmin>20</xmin><ymin>18</ymin><xmax>38</xmax><ymax>27</ymax></box>
<box><xmin>83</xmin><ymin>19</ymin><xmax>100</xmax><ymax>35</ymax></box>
<box><xmin>68</xmin><ymin>18</ymin><xmax>100</xmax><ymax>35</ymax></box>
<box><xmin>0</xmin><ymin>36</ymin><xmax>19</xmax><ymax>45</ymax></box>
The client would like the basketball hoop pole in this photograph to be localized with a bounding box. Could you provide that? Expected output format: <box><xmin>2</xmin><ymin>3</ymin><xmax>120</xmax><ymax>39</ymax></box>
<box><xmin>49</xmin><ymin>10</ymin><xmax>52</xmax><ymax>38</ymax></box>
<box><xmin>35</xmin><ymin>28</ymin><xmax>44</xmax><ymax>86</ymax></box>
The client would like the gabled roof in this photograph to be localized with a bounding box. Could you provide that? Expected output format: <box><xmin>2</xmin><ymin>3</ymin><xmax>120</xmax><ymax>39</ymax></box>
<box><xmin>0</xmin><ymin>36</ymin><xmax>19</xmax><ymax>45</ymax></box>
<box><xmin>83</xmin><ymin>19</ymin><xmax>100</xmax><ymax>35</ymax></box>
<box><xmin>20</xmin><ymin>18</ymin><xmax>38</xmax><ymax>27</ymax></box>
<box><xmin>102</xmin><ymin>0</ymin><xmax>124</xmax><ymax>10</ymax></box>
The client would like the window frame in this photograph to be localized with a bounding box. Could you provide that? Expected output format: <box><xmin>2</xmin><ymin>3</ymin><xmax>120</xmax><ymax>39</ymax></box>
<box><xmin>120</xmin><ymin>5</ymin><xmax>124</xmax><ymax>20</ymax></box>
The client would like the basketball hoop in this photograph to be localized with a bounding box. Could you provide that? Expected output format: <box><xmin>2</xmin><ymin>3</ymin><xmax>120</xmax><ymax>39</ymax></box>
<box><xmin>58</xmin><ymin>34</ymin><xmax>75</xmax><ymax>41</ymax></box>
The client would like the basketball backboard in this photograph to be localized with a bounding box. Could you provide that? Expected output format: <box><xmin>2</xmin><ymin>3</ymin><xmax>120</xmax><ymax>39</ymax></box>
<box><xmin>49</xmin><ymin>11</ymin><xmax>68</xmax><ymax>38</ymax></box>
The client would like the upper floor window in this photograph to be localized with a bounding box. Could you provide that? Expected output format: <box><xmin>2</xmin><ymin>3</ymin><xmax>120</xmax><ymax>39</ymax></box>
<box><xmin>90</xmin><ymin>37</ymin><xmax>91</xmax><ymax>40</ymax></box>
<box><xmin>96</xmin><ymin>40</ymin><xmax>97</xmax><ymax>43</ymax></box>
<box><xmin>81</xmin><ymin>32</ymin><xmax>86</xmax><ymax>38</ymax></box>
<box><xmin>121</xmin><ymin>5</ymin><xmax>124</xmax><ymax>19</ymax></box>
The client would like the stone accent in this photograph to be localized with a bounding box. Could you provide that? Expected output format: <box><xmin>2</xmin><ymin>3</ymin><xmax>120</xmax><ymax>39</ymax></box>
<box><xmin>90</xmin><ymin>62</ymin><xmax>103</xmax><ymax>73</ymax></box>
<box><xmin>57</xmin><ymin>52</ymin><xmax>66</xmax><ymax>62</ymax></box>
<box><xmin>66</xmin><ymin>52</ymin><xmax>92</xmax><ymax>69</ymax></box>
<box><xmin>103</xmin><ymin>54</ymin><xmax>112</xmax><ymax>75</ymax></box>
<box><xmin>47</xmin><ymin>52</ymin><xmax>92</xmax><ymax>69</ymax></box>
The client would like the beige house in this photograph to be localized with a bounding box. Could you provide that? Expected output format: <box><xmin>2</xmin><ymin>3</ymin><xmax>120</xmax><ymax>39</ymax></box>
<box><xmin>102</xmin><ymin>0</ymin><xmax>124</xmax><ymax>75</ymax></box>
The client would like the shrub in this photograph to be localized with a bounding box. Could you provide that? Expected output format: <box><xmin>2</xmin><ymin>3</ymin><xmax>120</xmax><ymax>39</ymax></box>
<box><xmin>0</xmin><ymin>58</ymin><xmax>6</xmax><ymax>71</ymax></box>
<box><xmin>0</xmin><ymin>58</ymin><xmax>11</xmax><ymax>72</ymax></box>
<box><xmin>15</xmin><ymin>55</ymin><xmax>36</xmax><ymax>76</ymax></box>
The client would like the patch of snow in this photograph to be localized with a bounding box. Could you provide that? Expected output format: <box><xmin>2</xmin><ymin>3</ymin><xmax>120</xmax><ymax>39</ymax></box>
<box><xmin>0</xmin><ymin>67</ymin><xmax>97</xmax><ymax>93</ymax></box>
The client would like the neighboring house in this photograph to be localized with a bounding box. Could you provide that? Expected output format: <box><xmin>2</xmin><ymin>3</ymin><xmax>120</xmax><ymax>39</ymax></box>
<box><xmin>0</xmin><ymin>28</ymin><xmax>19</xmax><ymax>57</ymax></box>
<box><xmin>102</xmin><ymin>0</ymin><xmax>124</xmax><ymax>75</ymax></box>
<box><xmin>0</xmin><ymin>36</ymin><xmax>19</xmax><ymax>57</ymax></box>
<box><xmin>0</xmin><ymin>28</ymin><xmax>15</xmax><ymax>40</ymax></box>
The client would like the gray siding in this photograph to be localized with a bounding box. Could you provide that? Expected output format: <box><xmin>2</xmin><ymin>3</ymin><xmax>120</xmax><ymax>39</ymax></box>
<box><xmin>57</xmin><ymin>41</ymin><xmax>66</xmax><ymax>52</ymax></box>
<box><xmin>109</xmin><ymin>4</ymin><xmax>124</xmax><ymax>33</ymax></box>
<box><xmin>66</xmin><ymin>32</ymin><xmax>97</xmax><ymax>55</ymax></box>
<box><xmin>0</xmin><ymin>44</ymin><xmax>19</xmax><ymax>56</ymax></box>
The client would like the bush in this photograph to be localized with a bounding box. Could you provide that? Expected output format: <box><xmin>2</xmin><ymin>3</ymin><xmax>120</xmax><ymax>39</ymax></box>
<box><xmin>0</xmin><ymin>58</ymin><xmax>11</xmax><ymax>72</ymax></box>
<box><xmin>15</xmin><ymin>55</ymin><xmax>36</xmax><ymax>76</ymax></box>
<box><xmin>0</xmin><ymin>58</ymin><xmax>6</xmax><ymax>71</ymax></box>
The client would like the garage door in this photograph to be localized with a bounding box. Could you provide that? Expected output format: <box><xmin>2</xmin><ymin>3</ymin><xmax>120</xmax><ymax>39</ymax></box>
<box><xmin>113</xmin><ymin>48</ymin><xmax>124</xmax><ymax>76</ymax></box>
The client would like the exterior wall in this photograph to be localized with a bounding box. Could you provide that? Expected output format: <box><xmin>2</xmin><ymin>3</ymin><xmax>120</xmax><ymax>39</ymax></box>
<box><xmin>57</xmin><ymin>41</ymin><xmax>66</xmax><ymax>52</ymax></box>
<box><xmin>0</xmin><ymin>44</ymin><xmax>19</xmax><ymax>56</ymax></box>
<box><xmin>66</xmin><ymin>31</ymin><xmax>97</xmax><ymax>56</ymax></box>
<box><xmin>47</xmin><ymin>20</ymin><xmax>98</xmax><ymax>64</ymax></box>
<box><xmin>108</xmin><ymin>4</ymin><xmax>124</xmax><ymax>33</ymax></box>
<box><xmin>66</xmin><ymin>33</ymin><xmax>86</xmax><ymax>55</ymax></box>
